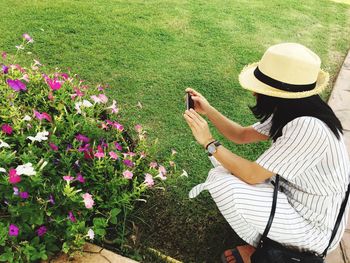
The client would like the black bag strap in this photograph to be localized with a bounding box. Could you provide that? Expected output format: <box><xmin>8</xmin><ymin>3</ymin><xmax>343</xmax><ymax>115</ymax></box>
<box><xmin>321</xmin><ymin>182</ymin><xmax>350</xmax><ymax>257</ymax></box>
<box><xmin>260</xmin><ymin>174</ymin><xmax>350</xmax><ymax>257</ymax></box>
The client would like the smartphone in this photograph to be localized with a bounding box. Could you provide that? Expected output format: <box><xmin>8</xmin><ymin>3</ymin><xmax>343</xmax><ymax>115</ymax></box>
<box><xmin>186</xmin><ymin>92</ymin><xmax>195</xmax><ymax>110</ymax></box>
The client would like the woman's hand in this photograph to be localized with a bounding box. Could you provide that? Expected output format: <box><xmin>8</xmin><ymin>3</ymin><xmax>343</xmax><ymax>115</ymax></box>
<box><xmin>184</xmin><ymin>88</ymin><xmax>212</xmax><ymax>116</ymax></box>
<box><xmin>183</xmin><ymin>108</ymin><xmax>214</xmax><ymax>148</ymax></box>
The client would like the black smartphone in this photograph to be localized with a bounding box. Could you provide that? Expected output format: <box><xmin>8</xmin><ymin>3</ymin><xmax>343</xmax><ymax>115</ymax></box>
<box><xmin>186</xmin><ymin>92</ymin><xmax>195</xmax><ymax>110</ymax></box>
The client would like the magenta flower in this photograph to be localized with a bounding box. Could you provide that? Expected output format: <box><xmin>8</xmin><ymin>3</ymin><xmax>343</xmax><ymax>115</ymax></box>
<box><xmin>19</xmin><ymin>192</ymin><xmax>29</xmax><ymax>199</ymax></box>
<box><xmin>2</xmin><ymin>65</ymin><xmax>8</xmax><ymax>74</ymax></box>
<box><xmin>123</xmin><ymin>170</ymin><xmax>133</xmax><ymax>180</ymax></box>
<box><xmin>7</xmin><ymin>79</ymin><xmax>27</xmax><ymax>92</ymax></box>
<box><xmin>2</xmin><ymin>124</ymin><xmax>13</xmax><ymax>135</ymax></box>
<box><xmin>49</xmin><ymin>194</ymin><xmax>55</xmax><ymax>204</ymax></box>
<box><xmin>9</xmin><ymin>169</ymin><xmax>21</xmax><ymax>184</ymax></box>
<box><xmin>112</xmin><ymin>122</ymin><xmax>124</xmax><ymax>131</ymax></box>
<box><xmin>49</xmin><ymin>142</ymin><xmax>58</xmax><ymax>151</ymax></box>
<box><xmin>82</xmin><ymin>193</ymin><xmax>94</xmax><ymax>209</ymax></box>
<box><xmin>46</xmin><ymin>77</ymin><xmax>62</xmax><ymax>90</ymax></box>
<box><xmin>94</xmin><ymin>145</ymin><xmax>105</xmax><ymax>159</ymax></box>
<box><xmin>63</xmin><ymin>175</ymin><xmax>74</xmax><ymax>182</ymax></box>
<box><xmin>71</xmin><ymin>87</ymin><xmax>84</xmax><ymax>99</ymax></box>
<box><xmin>144</xmin><ymin>173</ymin><xmax>154</xmax><ymax>187</ymax></box>
<box><xmin>9</xmin><ymin>224</ymin><xmax>19</xmax><ymax>236</ymax></box>
<box><xmin>22</xmin><ymin>33</ymin><xmax>34</xmax><ymax>43</ymax></box>
<box><xmin>123</xmin><ymin>159</ymin><xmax>134</xmax><ymax>167</ymax></box>
<box><xmin>75</xmin><ymin>134</ymin><xmax>90</xmax><ymax>143</ymax></box>
<box><xmin>68</xmin><ymin>211</ymin><xmax>76</xmax><ymax>222</ymax></box>
<box><xmin>109</xmin><ymin>151</ymin><xmax>118</xmax><ymax>160</ymax></box>
<box><xmin>78</xmin><ymin>143</ymin><xmax>90</xmax><ymax>152</ymax></box>
<box><xmin>76</xmin><ymin>173</ymin><xmax>85</xmax><ymax>183</ymax></box>
<box><xmin>34</xmin><ymin>110</ymin><xmax>52</xmax><ymax>122</ymax></box>
<box><xmin>114</xmin><ymin>142</ymin><xmax>123</xmax><ymax>151</ymax></box>
<box><xmin>36</xmin><ymin>225</ymin><xmax>47</xmax><ymax>237</ymax></box>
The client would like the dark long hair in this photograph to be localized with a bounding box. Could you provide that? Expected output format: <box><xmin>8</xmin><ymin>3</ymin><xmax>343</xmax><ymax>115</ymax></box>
<box><xmin>249</xmin><ymin>94</ymin><xmax>343</xmax><ymax>141</ymax></box>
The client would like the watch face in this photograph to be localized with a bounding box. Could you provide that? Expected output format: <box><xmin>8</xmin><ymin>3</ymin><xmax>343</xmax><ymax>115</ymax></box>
<box><xmin>208</xmin><ymin>143</ymin><xmax>216</xmax><ymax>154</ymax></box>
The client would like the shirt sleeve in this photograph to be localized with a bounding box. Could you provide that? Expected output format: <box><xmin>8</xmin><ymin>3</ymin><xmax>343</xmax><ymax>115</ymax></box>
<box><xmin>251</xmin><ymin>115</ymin><xmax>273</xmax><ymax>137</ymax></box>
<box><xmin>255</xmin><ymin>117</ymin><xmax>329</xmax><ymax>181</ymax></box>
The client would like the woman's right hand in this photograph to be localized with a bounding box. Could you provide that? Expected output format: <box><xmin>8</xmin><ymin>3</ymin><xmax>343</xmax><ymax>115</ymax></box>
<box><xmin>184</xmin><ymin>87</ymin><xmax>212</xmax><ymax>116</ymax></box>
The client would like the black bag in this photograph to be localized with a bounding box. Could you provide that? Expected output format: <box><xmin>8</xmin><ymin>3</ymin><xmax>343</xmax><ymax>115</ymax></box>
<box><xmin>250</xmin><ymin>175</ymin><xmax>350</xmax><ymax>263</ymax></box>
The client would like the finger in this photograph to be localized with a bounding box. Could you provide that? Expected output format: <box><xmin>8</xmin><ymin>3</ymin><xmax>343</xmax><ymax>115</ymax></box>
<box><xmin>189</xmin><ymin>108</ymin><xmax>206</xmax><ymax>122</ymax></box>
<box><xmin>183</xmin><ymin>113</ymin><xmax>198</xmax><ymax>131</ymax></box>
<box><xmin>185</xmin><ymin>88</ymin><xmax>202</xmax><ymax>97</ymax></box>
<box><xmin>185</xmin><ymin>110</ymin><xmax>203</xmax><ymax>128</ymax></box>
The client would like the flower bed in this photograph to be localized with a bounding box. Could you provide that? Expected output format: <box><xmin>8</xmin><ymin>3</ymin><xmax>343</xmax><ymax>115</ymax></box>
<box><xmin>0</xmin><ymin>34</ymin><xmax>178</xmax><ymax>262</ymax></box>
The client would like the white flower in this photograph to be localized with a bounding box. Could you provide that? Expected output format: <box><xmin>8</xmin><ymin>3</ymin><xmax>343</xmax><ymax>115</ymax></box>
<box><xmin>87</xmin><ymin>229</ymin><xmax>94</xmax><ymax>240</ymax></box>
<box><xmin>27</xmin><ymin>131</ymin><xmax>49</xmax><ymax>142</ymax></box>
<box><xmin>23</xmin><ymin>115</ymin><xmax>32</xmax><ymax>121</ymax></box>
<box><xmin>0</xmin><ymin>140</ymin><xmax>10</xmax><ymax>149</ymax></box>
<box><xmin>106</xmin><ymin>100</ymin><xmax>119</xmax><ymax>114</ymax></box>
<box><xmin>0</xmin><ymin>168</ymin><xmax>6</xmax><ymax>173</ymax></box>
<box><xmin>180</xmin><ymin>169</ymin><xmax>188</xmax><ymax>177</ymax></box>
<box><xmin>82</xmin><ymin>100</ymin><xmax>93</xmax><ymax>107</ymax></box>
<box><xmin>16</xmin><ymin>163</ymin><xmax>36</xmax><ymax>176</ymax></box>
<box><xmin>75</xmin><ymin>100</ymin><xmax>93</xmax><ymax>114</ymax></box>
<box><xmin>156</xmin><ymin>172</ymin><xmax>167</xmax><ymax>181</ymax></box>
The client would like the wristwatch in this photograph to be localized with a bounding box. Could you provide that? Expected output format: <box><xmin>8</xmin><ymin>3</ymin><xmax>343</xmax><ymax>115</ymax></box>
<box><xmin>206</xmin><ymin>140</ymin><xmax>221</xmax><ymax>156</ymax></box>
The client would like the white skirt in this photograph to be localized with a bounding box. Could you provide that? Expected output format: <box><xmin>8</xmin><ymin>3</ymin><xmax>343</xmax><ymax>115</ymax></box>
<box><xmin>189</xmin><ymin>157</ymin><xmax>340</xmax><ymax>254</ymax></box>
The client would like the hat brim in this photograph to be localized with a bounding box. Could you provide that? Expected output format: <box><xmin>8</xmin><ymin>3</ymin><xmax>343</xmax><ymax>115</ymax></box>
<box><xmin>238</xmin><ymin>62</ymin><xmax>329</xmax><ymax>99</ymax></box>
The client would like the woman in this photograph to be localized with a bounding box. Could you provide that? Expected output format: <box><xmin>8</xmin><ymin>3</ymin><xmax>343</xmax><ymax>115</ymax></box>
<box><xmin>183</xmin><ymin>43</ymin><xmax>350</xmax><ymax>263</ymax></box>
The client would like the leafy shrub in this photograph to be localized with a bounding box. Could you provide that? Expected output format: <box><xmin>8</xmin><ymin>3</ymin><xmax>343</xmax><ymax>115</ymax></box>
<box><xmin>0</xmin><ymin>34</ymin><xmax>178</xmax><ymax>262</ymax></box>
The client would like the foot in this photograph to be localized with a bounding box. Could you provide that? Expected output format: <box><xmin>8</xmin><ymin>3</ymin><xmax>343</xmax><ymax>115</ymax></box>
<box><xmin>221</xmin><ymin>245</ymin><xmax>256</xmax><ymax>263</ymax></box>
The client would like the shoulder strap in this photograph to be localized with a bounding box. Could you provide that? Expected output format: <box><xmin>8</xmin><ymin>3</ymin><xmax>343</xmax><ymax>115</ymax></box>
<box><xmin>259</xmin><ymin>174</ymin><xmax>280</xmax><ymax>243</ymax></box>
<box><xmin>260</xmin><ymin>174</ymin><xmax>350</xmax><ymax>257</ymax></box>
<box><xmin>322</xmin><ymin>183</ymin><xmax>350</xmax><ymax>257</ymax></box>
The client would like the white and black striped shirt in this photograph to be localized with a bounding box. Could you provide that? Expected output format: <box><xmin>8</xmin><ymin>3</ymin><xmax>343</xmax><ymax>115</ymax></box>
<box><xmin>253</xmin><ymin>116</ymin><xmax>350</xmax><ymax>232</ymax></box>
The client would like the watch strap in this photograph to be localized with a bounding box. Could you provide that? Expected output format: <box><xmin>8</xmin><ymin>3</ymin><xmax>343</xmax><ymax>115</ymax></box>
<box><xmin>205</xmin><ymin>139</ymin><xmax>217</xmax><ymax>149</ymax></box>
<box><xmin>207</xmin><ymin>141</ymin><xmax>221</xmax><ymax>156</ymax></box>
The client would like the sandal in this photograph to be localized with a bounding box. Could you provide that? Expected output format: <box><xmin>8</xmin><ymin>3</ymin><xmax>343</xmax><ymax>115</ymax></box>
<box><xmin>221</xmin><ymin>245</ymin><xmax>256</xmax><ymax>263</ymax></box>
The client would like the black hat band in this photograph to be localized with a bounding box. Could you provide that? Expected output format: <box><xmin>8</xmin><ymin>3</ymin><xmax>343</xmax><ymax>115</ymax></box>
<box><xmin>253</xmin><ymin>67</ymin><xmax>316</xmax><ymax>92</ymax></box>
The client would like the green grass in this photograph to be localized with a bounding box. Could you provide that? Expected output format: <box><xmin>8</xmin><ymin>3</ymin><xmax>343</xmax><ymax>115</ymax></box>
<box><xmin>1</xmin><ymin>0</ymin><xmax>350</xmax><ymax>262</ymax></box>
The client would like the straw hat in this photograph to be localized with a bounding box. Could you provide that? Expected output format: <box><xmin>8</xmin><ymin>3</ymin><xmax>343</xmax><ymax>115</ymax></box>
<box><xmin>238</xmin><ymin>43</ymin><xmax>329</xmax><ymax>99</ymax></box>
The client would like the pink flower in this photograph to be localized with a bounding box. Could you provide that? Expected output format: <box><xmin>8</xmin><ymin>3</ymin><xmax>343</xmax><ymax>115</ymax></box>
<box><xmin>48</xmin><ymin>91</ymin><xmax>54</xmax><ymax>101</ymax></box>
<box><xmin>36</xmin><ymin>225</ymin><xmax>47</xmax><ymax>237</ymax></box>
<box><xmin>7</xmin><ymin>79</ymin><xmax>27</xmax><ymax>92</ymax></box>
<box><xmin>22</xmin><ymin>33</ymin><xmax>34</xmax><ymax>43</ymax></box>
<box><xmin>9</xmin><ymin>224</ymin><xmax>19</xmax><ymax>236</ymax></box>
<box><xmin>91</xmin><ymin>94</ymin><xmax>108</xmax><ymax>104</ymax></box>
<box><xmin>19</xmin><ymin>192</ymin><xmax>29</xmax><ymax>199</ymax></box>
<box><xmin>114</xmin><ymin>142</ymin><xmax>123</xmax><ymax>151</ymax></box>
<box><xmin>21</xmin><ymin>74</ymin><xmax>30</xmax><ymax>82</ymax></box>
<box><xmin>34</xmin><ymin>110</ymin><xmax>52</xmax><ymax>122</ymax></box>
<box><xmin>109</xmin><ymin>151</ymin><xmax>118</xmax><ymax>160</ymax></box>
<box><xmin>123</xmin><ymin>159</ymin><xmax>134</xmax><ymax>167</ymax></box>
<box><xmin>68</xmin><ymin>211</ymin><xmax>76</xmax><ymax>222</ymax></box>
<box><xmin>123</xmin><ymin>170</ymin><xmax>133</xmax><ymax>180</ymax></box>
<box><xmin>13</xmin><ymin>187</ymin><xmax>19</xmax><ymax>195</ymax></box>
<box><xmin>49</xmin><ymin>142</ymin><xmax>58</xmax><ymax>151</ymax></box>
<box><xmin>1</xmin><ymin>52</ymin><xmax>7</xmax><ymax>60</ymax></box>
<box><xmin>140</xmin><ymin>151</ymin><xmax>147</xmax><ymax>158</ymax></box>
<box><xmin>144</xmin><ymin>173</ymin><xmax>154</xmax><ymax>187</ymax></box>
<box><xmin>159</xmin><ymin>165</ymin><xmax>167</xmax><ymax>175</ymax></box>
<box><xmin>45</xmin><ymin>76</ymin><xmax>62</xmax><ymax>90</ymax></box>
<box><xmin>9</xmin><ymin>169</ymin><xmax>21</xmax><ymax>184</ymax></box>
<box><xmin>107</xmin><ymin>100</ymin><xmax>118</xmax><ymax>114</ymax></box>
<box><xmin>82</xmin><ymin>193</ymin><xmax>94</xmax><ymax>209</ymax></box>
<box><xmin>71</xmin><ymin>87</ymin><xmax>84</xmax><ymax>99</ymax></box>
<box><xmin>76</xmin><ymin>173</ymin><xmax>85</xmax><ymax>183</ymax></box>
<box><xmin>94</xmin><ymin>145</ymin><xmax>105</xmax><ymax>159</ymax></box>
<box><xmin>2</xmin><ymin>124</ymin><xmax>13</xmax><ymax>135</ymax></box>
<box><xmin>75</xmin><ymin>134</ymin><xmax>90</xmax><ymax>143</ymax></box>
<box><xmin>149</xmin><ymin>162</ymin><xmax>158</xmax><ymax>169</ymax></box>
<box><xmin>135</xmin><ymin>124</ymin><xmax>142</xmax><ymax>133</ymax></box>
<box><xmin>63</xmin><ymin>175</ymin><xmax>74</xmax><ymax>182</ymax></box>
<box><xmin>112</xmin><ymin>122</ymin><xmax>124</xmax><ymax>131</ymax></box>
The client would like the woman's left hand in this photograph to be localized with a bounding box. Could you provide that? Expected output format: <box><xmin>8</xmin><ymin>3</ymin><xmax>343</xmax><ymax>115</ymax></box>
<box><xmin>183</xmin><ymin>108</ymin><xmax>214</xmax><ymax>148</ymax></box>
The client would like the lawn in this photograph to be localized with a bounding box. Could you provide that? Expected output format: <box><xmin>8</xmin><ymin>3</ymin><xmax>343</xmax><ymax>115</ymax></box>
<box><xmin>1</xmin><ymin>0</ymin><xmax>350</xmax><ymax>262</ymax></box>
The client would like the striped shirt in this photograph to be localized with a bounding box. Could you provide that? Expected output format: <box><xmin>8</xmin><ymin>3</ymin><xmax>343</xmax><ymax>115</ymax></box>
<box><xmin>253</xmin><ymin>116</ymin><xmax>350</xmax><ymax>242</ymax></box>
